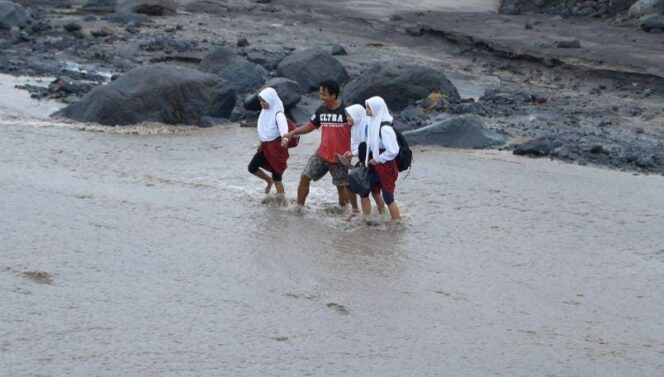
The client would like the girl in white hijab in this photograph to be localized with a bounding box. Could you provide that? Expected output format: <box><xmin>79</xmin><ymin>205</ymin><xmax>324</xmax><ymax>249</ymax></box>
<box><xmin>248</xmin><ymin>87</ymin><xmax>290</xmax><ymax>194</ymax></box>
<box><xmin>343</xmin><ymin>104</ymin><xmax>368</xmax><ymax>161</ymax></box>
<box><xmin>363</xmin><ymin>96</ymin><xmax>401</xmax><ymax>221</ymax></box>
<box><xmin>343</xmin><ymin>104</ymin><xmax>385</xmax><ymax>219</ymax></box>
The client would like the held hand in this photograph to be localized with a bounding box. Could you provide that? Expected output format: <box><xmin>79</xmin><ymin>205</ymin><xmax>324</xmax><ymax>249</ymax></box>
<box><xmin>342</xmin><ymin>151</ymin><xmax>353</xmax><ymax>160</ymax></box>
<box><xmin>280</xmin><ymin>136</ymin><xmax>289</xmax><ymax>147</ymax></box>
<box><xmin>369</xmin><ymin>159</ymin><xmax>378</xmax><ymax>166</ymax></box>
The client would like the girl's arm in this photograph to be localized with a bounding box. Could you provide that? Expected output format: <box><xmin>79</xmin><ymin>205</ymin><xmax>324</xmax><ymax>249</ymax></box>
<box><xmin>375</xmin><ymin>126</ymin><xmax>399</xmax><ymax>164</ymax></box>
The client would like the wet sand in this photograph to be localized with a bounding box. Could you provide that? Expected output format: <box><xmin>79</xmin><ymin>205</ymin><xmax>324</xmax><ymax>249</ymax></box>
<box><xmin>1</xmin><ymin>116</ymin><xmax>663</xmax><ymax>376</ymax></box>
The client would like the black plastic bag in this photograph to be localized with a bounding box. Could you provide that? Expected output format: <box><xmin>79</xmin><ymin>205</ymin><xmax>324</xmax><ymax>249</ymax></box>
<box><xmin>348</xmin><ymin>166</ymin><xmax>371</xmax><ymax>197</ymax></box>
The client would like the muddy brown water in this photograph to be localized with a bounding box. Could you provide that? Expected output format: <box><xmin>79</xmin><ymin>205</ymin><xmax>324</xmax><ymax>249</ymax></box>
<box><xmin>1</xmin><ymin>100</ymin><xmax>664</xmax><ymax>376</ymax></box>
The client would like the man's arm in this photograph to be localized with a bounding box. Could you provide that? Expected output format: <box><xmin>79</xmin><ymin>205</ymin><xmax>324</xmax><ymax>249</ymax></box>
<box><xmin>282</xmin><ymin>122</ymin><xmax>317</xmax><ymax>147</ymax></box>
<box><xmin>289</xmin><ymin>122</ymin><xmax>316</xmax><ymax>136</ymax></box>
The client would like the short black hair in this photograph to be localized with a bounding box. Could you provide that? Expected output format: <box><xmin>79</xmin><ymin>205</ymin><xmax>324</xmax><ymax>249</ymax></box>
<box><xmin>320</xmin><ymin>79</ymin><xmax>340</xmax><ymax>99</ymax></box>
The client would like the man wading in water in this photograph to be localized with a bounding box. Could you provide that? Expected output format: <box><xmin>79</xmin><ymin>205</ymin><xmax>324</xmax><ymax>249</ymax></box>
<box><xmin>282</xmin><ymin>79</ymin><xmax>358</xmax><ymax>215</ymax></box>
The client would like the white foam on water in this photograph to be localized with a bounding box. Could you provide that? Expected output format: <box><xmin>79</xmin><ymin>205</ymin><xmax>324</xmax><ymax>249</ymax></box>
<box><xmin>61</xmin><ymin>60</ymin><xmax>116</xmax><ymax>80</ymax></box>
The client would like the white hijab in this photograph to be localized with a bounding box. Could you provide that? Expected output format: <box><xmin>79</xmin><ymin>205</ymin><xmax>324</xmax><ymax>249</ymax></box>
<box><xmin>257</xmin><ymin>87</ymin><xmax>284</xmax><ymax>132</ymax></box>
<box><xmin>365</xmin><ymin>96</ymin><xmax>393</xmax><ymax>163</ymax></box>
<box><xmin>345</xmin><ymin>104</ymin><xmax>368</xmax><ymax>158</ymax></box>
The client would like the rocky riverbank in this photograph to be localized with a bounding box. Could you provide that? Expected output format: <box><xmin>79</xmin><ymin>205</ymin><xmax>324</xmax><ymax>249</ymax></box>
<box><xmin>1</xmin><ymin>0</ymin><xmax>663</xmax><ymax>173</ymax></box>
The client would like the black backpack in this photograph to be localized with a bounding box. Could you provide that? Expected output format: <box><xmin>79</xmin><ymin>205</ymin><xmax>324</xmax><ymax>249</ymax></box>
<box><xmin>380</xmin><ymin>122</ymin><xmax>412</xmax><ymax>172</ymax></box>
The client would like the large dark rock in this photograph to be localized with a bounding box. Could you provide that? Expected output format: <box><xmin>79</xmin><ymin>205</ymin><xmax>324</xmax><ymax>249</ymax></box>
<box><xmin>83</xmin><ymin>0</ymin><xmax>116</xmax><ymax>13</ymax></box>
<box><xmin>0</xmin><ymin>1</ymin><xmax>27</xmax><ymax>30</ymax></box>
<box><xmin>116</xmin><ymin>0</ymin><xmax>176</xmax><ymax>15</ymax></box>
<box><xmin>500</xmin><ymin>0</ymin><xmax>633</xmax><ymax>16</ymax></box>
<box><xmin>199</xmin><ymin>46</ymin><xmax>267</xmax><ymax>92</ymax></box>
<box><xmin>243</xmin><ymin>48</ymin><xmax>289</xmax><ymax>70</ymax></box>
<box><xmin>243</xmin><ymin>77</ymin><xmax>302</xmax><ymax>111</ymax></box>
<box><xmin>277</xmin><ymin>48</ymin><xmax>348</xmax><ymax>92</ymax></box>
<box><xmin>289</xmin><ymin>95</ymin><xmax>319</xmax><ymax>125</ymax></box>
<box><xmin>53</xmin><ymin>64</ymin><xmax>237</xmax><ymax>126</ymax></box>
<box><xmin>184</xmin><ymin>0</ymin><xmax>228</xmax><ymax>14</ymax></box>
<box><xmin>554</xmin><ymin>38</ymin><xmax>581</xmax><ymax>48</ymax></box>
<box><xmin>641</xmin><ymin>14</ymin><xmax>664</xmax><ymax>31</ymax></box>
<box><xmin>513</xmin><ymin>137</ymin><xmax>563</xmax><ymax>157</ymax></box>
<box><xmin>343</xmin><ymin>64</ymin><xmax>460</xmax><ymax>112</ymax></box>
<box><xmin>404</xmin><ymin>114</ymin><xmax>505</xmax><ymax>149</ymax></box>
<box><xmin>499</xmin><ymin>0</ymin><xmax>555</xmax><ymax>15</ymax></box>
<box><xmin>63</xmin><ymin>22</ymin><xmax>81</xmax><ymax>32</ymax></box>
<box><xmin>12</xmin><ymin>0</ymin><xmax>74</xmax><ymax>6</ymax></box>
<box><xmin>629</xmin><ymin>0</ymin><xmax>664</xmax><ymax>17</ymax></box>
<box><xmin>610</xmin><ymin>0</ymin><xmax>638</xmax><ymax>14</ymax></box>
<box><xmin>105</xmin><ymin>11</ymin><xmax>150</xmax><ymax>24</ymax></box>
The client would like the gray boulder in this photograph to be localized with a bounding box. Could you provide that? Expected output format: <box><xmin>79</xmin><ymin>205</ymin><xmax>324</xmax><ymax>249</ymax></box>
<box><xmin>610</xmin><ymin>0</ymin><xmax>638</xmax><ymax>14</ymax></box>
<box><xmin>243</xmin><ymin>77</ymin><xmax>302</xmax><ymax>111</ymax></box>
<box><xmin>513</xmin><ymin>137</ymin><xmax>563</xmax><ymax>157</ymax></box>
<box><xmin>277</xmin><ymin>48</ymin><xmax>348</xmax><ymax>92</ymax></box>
<box><xmin>116</xmin><ymin>0</ymin><xmax>176</xmax><ymax>15</ymax></box>
<box><xmin>289</xmin><ymin>95</ymin><xmax>319</xmax><ymax>125</ymax></box>
<box><xmin>53</xmin><ymin>64</ymin><xmax>237</xmax><ymax>126</ymax></box>
<box><xmin>0</xmin><ymin>1</ymin><xmax>27</xmax><ymax>30</ymax></box>
<box><xmin>343</xmin><ymin>64</ymin><xmax>460</xmax><ymax>112</ymax></box>
<box><xmin>554</xmin><ymin>38</ymin><xmax>581</xmax><ymax>48</ymax></box>
<box><xmin>184</xmin><ymin>0</ymin><xmax>228</xmax><ymax>14</ymax></box>
<box><xmin>106</xmin><ymin>11</ymin><xmax>150</xmax><ymax>24</ymax></box>
<box><xmin>244</xmin><ymin>48</ymin><xmax>289</xmax><ymax>70</ymax></box>
<box><xmin>404</xmin><ymin>114</ymin><xmax>505</xmax><ymax>149</ymax></box>
<box><xmin>628</xmin><ymin>0</ymin><xmax>664</xmax><ymax>17</ymax></box>
<box><xmin>641</xmin><ymin>14</ymin><xmax>664</xmax><ymax>31</ymax></box>
<box><xmin>329</xmin><ymin>43</ymin><xmax>347</xmax><ymax>56</ymax></box>
<box><xmin>499</xmin><ymin>0</ymin><xmax>552</xmax><ymax>15</ymax></box>
<box><xmin>199</xmin><ymin>47</ymin><xmax>268</xmax><ymax>92</ymax></box>
<box><xmin>83</xmin><ymin>0</ymin><xmax>116</xmax><ymax>13</ymax></box>
<box><xmin>500</xmin><ymin>0</ymin><xmax>633</xmax><ymax>16</ymax></box>
<box><xmin>11</xmin><ymin>0</ymin><xmax>74</xmax><ymax>6</ymax></box>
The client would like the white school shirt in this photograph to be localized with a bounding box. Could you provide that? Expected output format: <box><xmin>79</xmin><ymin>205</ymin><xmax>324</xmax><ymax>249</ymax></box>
<box><xmin>257</xmin><ymin>112</ymin><xmax>288</xmax><ymax>142</ymax></box>
<box><xmin>374</xmin><ymin>125</ymin><xmax>399</xmax><ymax>164</ymax></box>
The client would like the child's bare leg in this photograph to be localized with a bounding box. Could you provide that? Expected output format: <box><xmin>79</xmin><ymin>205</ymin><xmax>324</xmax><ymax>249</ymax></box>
<box><xmin>360</xmin><ymin>196</ymin><xmax>371</xmax><ymax>215</ymax></box>
<box><xmin>344</xmin><ymin>192</ymin><xmax>360</xmax><ymax>221</ymax></box>
<box><xmin>387</xmin><ymin>202</ymin><xmax>401</xmax><ymax>220</ymax></box>
<box><xmin>372</xmin><ymin>191</ymin><xmax>385</xmax><ymax>214</ymax></box>
<box><xmin>252</xmin><ymin>169</ymin><xmax>273</xmax><ymax>193</ymax></box>
<box><xmin>274</xmin><ymin>181</ymin><xmax>285</xmax><ymax>194</ymax></box>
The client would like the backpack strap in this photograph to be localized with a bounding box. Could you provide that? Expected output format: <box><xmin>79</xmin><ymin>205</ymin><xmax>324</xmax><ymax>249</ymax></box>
<box><xmin>379</xmin><ymin>121</ymin><xmax>392</xmax><ymax>138</ymax></box>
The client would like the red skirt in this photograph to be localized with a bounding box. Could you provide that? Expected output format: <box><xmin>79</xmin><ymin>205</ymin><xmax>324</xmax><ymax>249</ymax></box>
<box><xmin>371</xmin><ymin>159</ymin><xmax>398</xmax><ymax>194</ymax></box>
<box><xmin>261</xmin><ymin>139</ymin><xmax>289</xmax><ymax>176</ymax></box>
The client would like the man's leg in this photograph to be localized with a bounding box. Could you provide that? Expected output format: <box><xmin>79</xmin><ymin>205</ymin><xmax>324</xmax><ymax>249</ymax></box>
<box><xmin>298</xmin><ymin>154</ymin><xmax>327</xmax><ymax>207</ymax></box>
<box><xmin>297</xmin><ymin>174</ymin><xmax>311</xmax><ymax>206</ymax></box>
<box><xmin>330</xmin><ymin>162</ymin><xmax>354</xmax><ymax>211</ymax></box>
<box><xmin>336</xmin><ymin>185</ymin><xmax>349</xmax><ymax>207</ymax></box>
